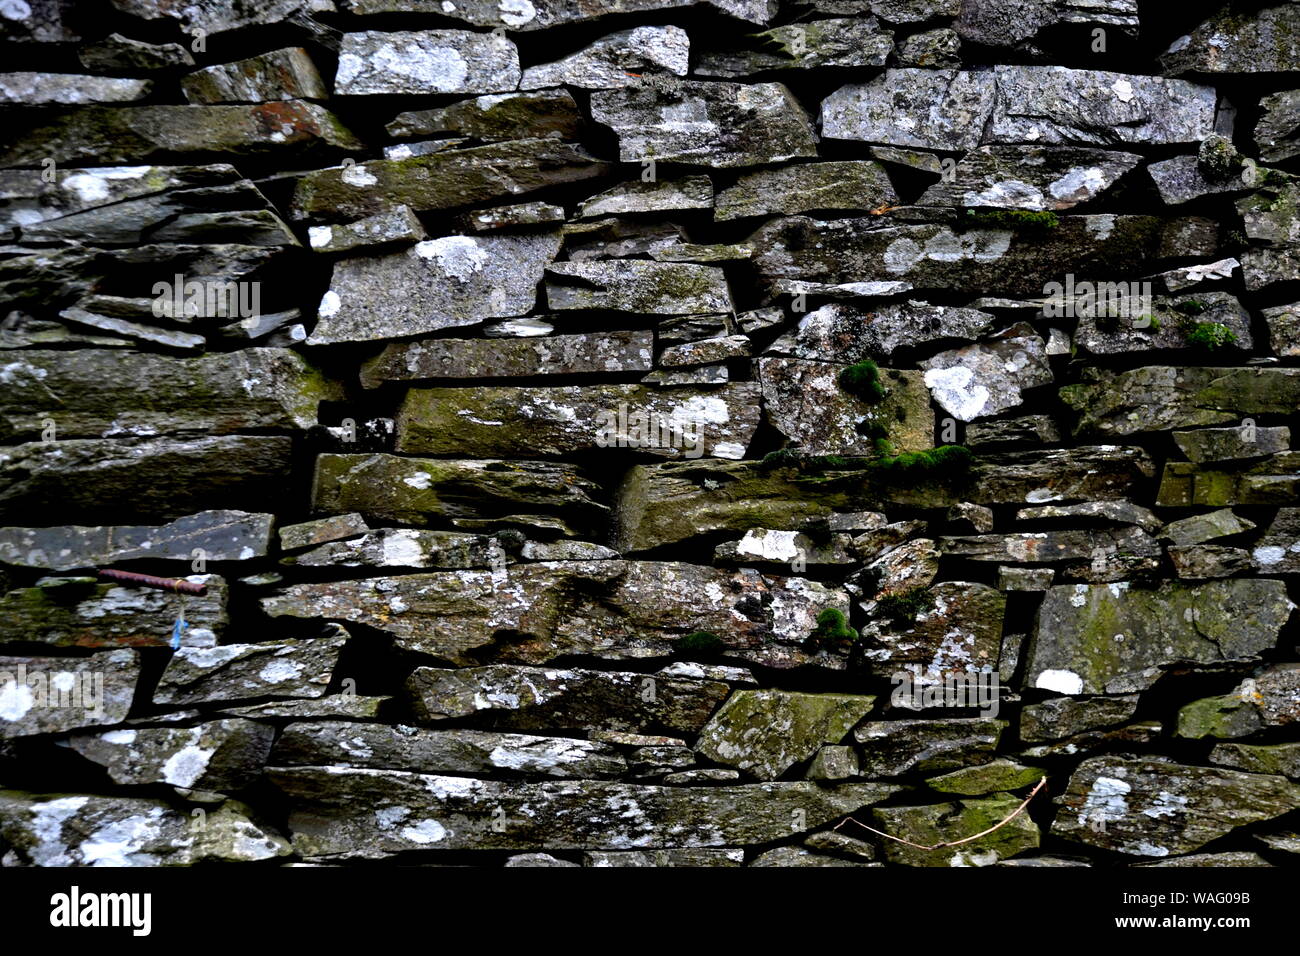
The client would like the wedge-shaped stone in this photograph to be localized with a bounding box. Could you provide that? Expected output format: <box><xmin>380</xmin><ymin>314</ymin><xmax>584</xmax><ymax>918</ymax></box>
<box><xmin>546</xmin><ymin>260</ymin><xmax>731</xmax><ymax>314</ymax></box>
<box><xmin>69</xmin><ymin>719</ymin><xmax>274</xmax><ymax>790</ymax></box>
<box><xmin>269</xmin><ymin>767</ymin><xmax>899</xmax><ymax>856</ymax></box>
<box><xmin>0</xmin><ymin>511</ymin><xmax>272</xmax><ymax>572</ymax></box>
<box><xmin>822</xmin><ymin>69</ymin><xmax>995</xmax><ymax>150</ymax></box>
<box><xmin>941</xmin><ymin>527</ymin><xmax>1159</xmax><ymax>571</ymax></box>
<box><xmin>1210</xmin><ymin>741</ymin><xmax>1300</xmax><ymax>778</ymax></box>
<box><xmin>751</xmin><ymin>215</ymin><xmax>1212</xmax><ymax>297</ymax></box>
<box><xmin>855</xmin><ymin>718</ymin><xmax>1005</xmax><ymax>776</ymax></box>
<box><xmin>407</xmin><ymin>665</ymin><xmax>729</xmax><ymax>736</ymax></box>
<box><xmin>1176</xmin><ymin>665</ymin><xmax>1300</xmax><ymax>739</ymax></box>
<box><xmin>153</xmin><ymin>629</ymin><xmax>348</xmax><ymax>706</ymax></box>
<box><xmin>310</xmin><ymin>454</ymin><xmax>608</xmax><ymax>531</ymax></box>
<box><xmin>0</xmin><ymin>650</ymin><xmax>139</xmax><ymax>738</ymax></box>
<box><xmin>309</xmin><ymin>232</ymin><xmax>563</xmax><ymax>344</ymax></box>
<box><xmin>956</xmin><ymin>0</ymin><xmax>1137</xmax><ymax>49</ymax></box>
<box><xmin>696</xmin><ymin>17</ymin><xmax>893</xmax><ymax>76</ymax></box>
<box><xmin>0</xmin><ymin>348</ymin><xmax>338</xmax><ymax>441</ymax></box>
<box><xmin>1162</xmin><ymin>4</ymin><xmax>1300</xmax><ymax>75</ymax></box>
<box><xmin>590</xmin><ymin>79</ymin><xmax>817</xmax><ymax>168</ymax></box>
<box><xmin>695</xmin><ymin>690</ymin><xmax>876</xmax><ymax>780</ymax></box>
<box><xmin>1026</xmin><ymin>580</ymin><xmax>1293</xmax><ymax>695</ymax></box>
<box><xmin>335</xmin><ymin>31</ymin><xmax>520</xmax><ymax>95</ymax></box>
<box><xmin>291</xmin><ymin>140</ymin><xmax>608</xmax><ymax>220</ymax></box>
<box><xmin>1020</xmin><ymin>695</ymin><xmax>1140</xmax><ymax>743</ymax></box>
<box><xmin>0</xmin><ymin>574</ymin><xmax>226</xmax><ymax>649</ymax></box>
<box><xmin>614</xmin><ymin>448</ymin><xmax>1153</xmax><ymax>551</ymax></box>
<box><xmin>0</xmin><ymin>102</ymin><xmax>361</xmax><ymax>167</ymax></box>
<box><xmin>182</xmin><ymin>47</ymin><xmax>326</xmax><ymax>104</ymax></box>
<box><xmin>1054</xmin><ymin>757</ymin><xmax>1300</xmax><ymax>857</ymax></box>
<box><xmin>521</xmin><ymin>26</ymin><xmax>689</xmax><ymax>89</ymax></box>
<box><xmin>361</xmin><ymin>331</ymin><xmax>653</xmax><ymax>387</ymax></box>
<box><xmin>386</xmin><ymin>90</ymin><xmax>580</xmax><ymax>141</ymax></box>
<box><xmin>758</xmin><ymin>360</ymin><xmax>932</xmax><ymax>456</ymax></box>
<box><xmin>0</xmin><ymin>163</ymin><xmax>284</xmax><ymax>245</ymax></box>
<box><xmin>263</xmin><ymin>562</ymin><xmax>850</xmax><ymax>669</ymax></box>
<box><xmin>0</xmin><ymin>792</ymin><xmax>289</xmax><ymax>864</ymax></box>
<box><xmin>396</xmin><ymin>383</ymin><xmax>759</xmax><ymax>460</ymax></box>
<box><xmin>273</xmin><ymin>721</ymin><xmax>627</xmax><ymax>778</ymax></box>
<box><xmin>1061</xmin><ymin>366</ymin><xmax>1300</xmax><ymax>437</ymax></box>
<box><xmin>0</xmin><ymin>436</ymin><xmax>293</xmax><ymax>522</ymax></box>
<box><xmin>918</xmin><ymin>146</ymin><xmax>1141</xmax><ymax>210</ymax></box>
<box><xmin>872</xmin><ymin>795</ymin><xmax>1039</xmax><ymax>867</ymax></box>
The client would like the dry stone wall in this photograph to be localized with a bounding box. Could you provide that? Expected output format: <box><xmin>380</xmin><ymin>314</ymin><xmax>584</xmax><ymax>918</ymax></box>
<box><xmin>0</xmin><ymin>0</ymin><xmax>1299</xmax><ymax>867</ymax></box>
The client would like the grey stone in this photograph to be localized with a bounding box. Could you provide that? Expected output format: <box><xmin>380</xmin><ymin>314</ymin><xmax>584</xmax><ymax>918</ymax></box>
<box><xmin>271</xmin><ymin>767</ymin><xmax>898</xmax><ymax>857</ymax></box>
<box><xmin>546</xmin><ymin>260</ymin><xmax>731</xmax><ymax>314</ymax></box>
<box><xmin>1162</xmin><ymin>4</ymin><xmax>1300</xmax><ymax>75</ymax></box>
<box><xmin>78</xmin><ymin>33</ymin><xmax>194</xmax><ymax>71</ymax></box>
<box><xmin>1054</xmin><ymin>756</ymin><xmax>1300</xmax><ymax>857</ymax></box>
<box><xmin>386</xmin><ymin>90</ymin><xmax>580</xmax><ymax>142</ymax></box>
<box><xmin>307</xmin><ymin>206</ymin><xmax>426</xmax><ymax>254</ymax></box>
<box><xmin>0</xmin><ymin>651</ymin><xmax>139</xmax><ymax>738</ymax></box>
<box><xmin>279</xmin><ymin>514</ymin><xmax>369</xmax><ymax>552</ymax></box>
<box><xmin>69</xmin><ymin>719</ymin><xmax>275</xmax><ymax>790</ymax></box>
<box><xmin>1026</xmin><ymin>580</ymin><xmax>1294</xmax><ymax>695</ymax></box>
<box><xmin>264</xmin><ymin>562</ymin><xmax>850</xmax><ymax>670</ymax></box>
<box><xmin>590</xmin><ymin>79</ymin><xmax>817</xmax><ymax>168</ymax></box>
<box><xmin>394</xmin><ymin>383</ymin><xmax>758</xmax><ymax>459</ymax></box>
<box><xmin>1020</xmin><ymin>695</ymin><xmax>1140</xmax><ymax>743</ymax></box>
<box><xmin>0</xmin><ymin>72</ymin><xmax>150</xmax><ymax>105</ymax></box>
<box><xmin>335</xmin><ymin>30</ymin><xmax>519</xmax><ymax>95</ymax></box>
<box><xmin>920</xmin><ymin>323</ymin><xmax>1053</xmax><ymax>422</ymax></box>
<box><xmin>919</xmin><ymin>147</ymin><xmax>1141</xmax><ymax>210</ymax></box>
<box><xmin>855</xmin><ymin>718</ymin><xmax>1005</xmax><ymax>777</ymax></box>
<box><xmin>407</xmin><ymin>665</ymin><xmax>729</xmax><ymax>736</ymax></box>
<box><xmin>1257</xmin><ymin>89</ymin><xmax>1300</xmax><ymax>163</ymax></box>
<box><xmin>153</xmin><ymin>629</ymin><xmax>349</xmax><ymax>706</ymax></box>
<box><xmin>182</xmin><ymin>48</ymin><xmax>326</xmax><ymax>104</ymax></box>
<box><xmin>716</xmin><ymin>161</ymin><xmax>896</xmax><ymax>222</ymax></box>
<box><xmin>0</xmin><ymin>512</ymin><xmax>273</xmax><ymax>571</ymax></box>
<box><xmin>0</xmin><ymin>792</ymin><xmax>289</xmax><ymax>864</ymax></box>
<box><xmin>273</xmin><ymin>722</ymin><xmax>627</xmax><ymax>778</ymax></box>
<box><xmin>360</xmin><ymin>330</ymin><xmax>653</xmax><ymax>386</ymax></box>
<box><xmin>521</xmin><ymin>26</ymin><xmax>689</xmax><ymax>89</ymax></box>
<box><xmin>695</xmin><ymin>18</ymin><xmax>893</xmax><ymax>76</ymax></box>
<box><xmin>578</xmin><ymin>176</ymin><xmax>712</xmax><ymax>219</ymax></box>
<box><xmin>309</xmin><ymin>232</ymin><xmax>562</xmax><ymax>344</ymax></box>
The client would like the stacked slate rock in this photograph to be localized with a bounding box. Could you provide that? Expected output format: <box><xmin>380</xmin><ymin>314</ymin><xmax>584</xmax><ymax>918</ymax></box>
<box><xmin>0</xmin><ymin>0</ymin><xmax>1298</xmax><ymax>867</ymax></box>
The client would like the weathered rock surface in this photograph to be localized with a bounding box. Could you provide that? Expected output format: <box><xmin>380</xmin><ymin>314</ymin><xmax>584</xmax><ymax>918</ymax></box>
<box><xmin>182</xmin><ymin>48</ymin><xmax>326</xmax><ymax>104</ymax></box>
<box><xmin>0</xmin><ymin>792</ymin><xmax>290</xmax><ymax>864</ymax></box>
<box><xmin>69</xmin><ymin>719</ymin><xmax>275</xmax><ymax>790</ymax></box>
<box><xmin>1026</xmin><ymin>580</ymin><xmax>1293</xmax><ymax>695</ymax></box>
<box><xmin>546</xmin><ymin>260</ymin><xmax>731</xmax><ymax>315</ymax></box>
<box><xmin>0</xmin><ymin>511</ymin><xmax>273</xmax><ymax>571</ymax></box>
<box><xmin>0</xmin><ymin>574</ymin><xmax>226</xmax><ymax>648</ymax></box>
<box><xmin>590</xmin><ymin>80</ymin><xmax>818</xmax><ymax>168</ymax></box>
<box><xmin>855</xmin><ymin>718</ymin><xmax>1006</xmax><ymax>776</ymax></box>
<box><xmin>0</xmin><ymin>650</ymin><xmax>139</xmax><ymax>738</ymax></box>
<box><xmin>309</xmin><ymin>454</ymin><xmax>607</xmax><ymax>531</ymax></box>
<box><xmin>920</xmin><ymin>323</ymin><xmax>1053</xmax><ymax>421</ymax></box>
<box><xmin>264</xmin><ymin>562</ymin><xmax>850</xmax><ymax>669</ymax></box>
<box><xmin>918</xmin><ymin>147</ymin><xmax>1141</xmax><ymax>210</ymax></box>
<box><xmin>270</xmin><ymin>767</ymin><xmax>899</xmax><ymax>856</ymax></box>
<box><xmin>309</xmin><ymin>232</ymin><xmax>563</xmax><ymax>344</ymax></box>
<box><xmin>394</xmin><ymin>383</ymin><xmax>760</xmax><ymax>459</ymax></box>
<box><xmin>1054</xmin><ymin>757</ymin><xmax>1300</xmax><ymax>857</ymax></box>
<box><xmin>273</xmin><ymin>722</ymin><xmax>628</xmax><ymax>778</ymax></box>
<box><xmin>872</xmin><ymin>794</ymin><xmax>1040</xmax><ymax>866</ymax></box>
<box><xmin>153</xmin><ymin>630</ymin><xmax>348</xmax><ymax>706</ymax></box>
<box><xmin>335</xmin><ymin>31</ymin><xmax>520</xmax><ymax>96</ymax></box>
<box><xmin>407</xmin><ymin>665</ymin><xmax>729</xmax><ymax>736</ymax></box>
<box><xmin>695</xmin><ymin>691</ymin><xmax>875</xmax><ymax>780</ymax></box>
<box><xmin>521</xmin><ymin>26</ymin><xmax>689</xmax><ymax>89</ymax></box>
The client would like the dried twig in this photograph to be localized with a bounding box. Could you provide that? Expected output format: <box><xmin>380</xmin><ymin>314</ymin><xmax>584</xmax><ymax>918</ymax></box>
<box><xmin>833</xmin><ymin>776</ymin><xmax>1048</xmax><ymax>852</ymax></box>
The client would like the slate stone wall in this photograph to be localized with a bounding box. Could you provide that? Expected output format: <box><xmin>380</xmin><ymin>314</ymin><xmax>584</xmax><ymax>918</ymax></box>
<box><xmin>0</xmin><ymin>0</ymin><xmax>1298</xmax><ymax>867</ymax></box>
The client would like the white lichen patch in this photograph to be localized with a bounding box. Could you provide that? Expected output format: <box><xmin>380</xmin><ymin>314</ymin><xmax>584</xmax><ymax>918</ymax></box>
<box><xmin>1035</xmin><ymin>668</ymin><xmax>1084</xmax><ymax>694</ymax></box>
